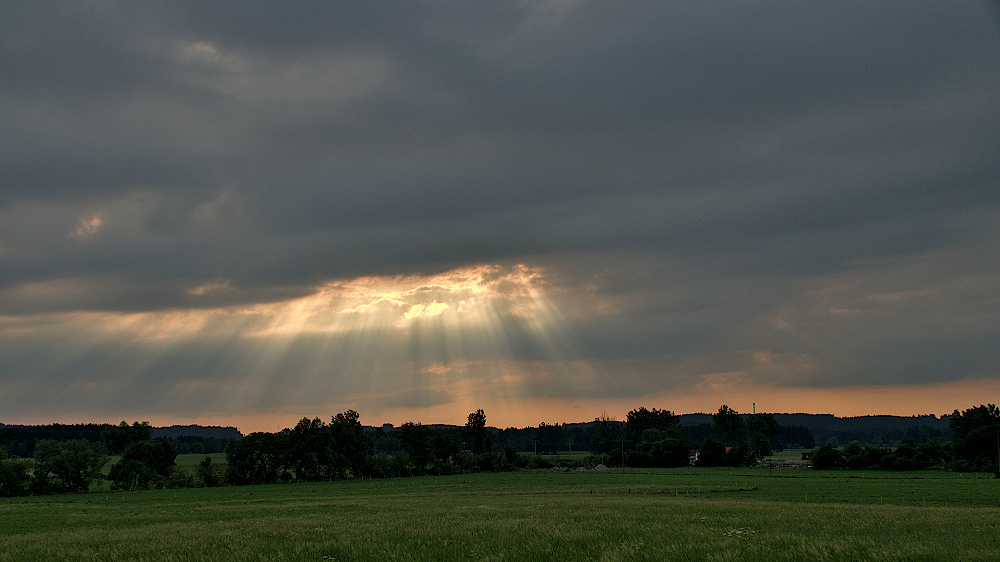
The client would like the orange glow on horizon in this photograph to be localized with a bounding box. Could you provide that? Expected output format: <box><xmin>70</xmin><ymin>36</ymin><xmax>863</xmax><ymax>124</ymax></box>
<box><xmin>13</xmin><ymin>377</ymin><xmax>993</xmax><ymax>435</ymax></box>
<box><xmin>361</xmin><ymin>377</ymin><xmax>999</xmax><ymax>431</ymax></box>
<box><xmin>3</xmin><ymin>263</ymin><xmax>997</xmax><ymax>436</ymax></box>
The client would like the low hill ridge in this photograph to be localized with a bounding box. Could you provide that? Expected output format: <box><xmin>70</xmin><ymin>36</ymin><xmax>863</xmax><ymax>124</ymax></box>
<box><xmin>151</xmin><ymin>425</ymin><xmax>243</xmax><ymax>439</ymax></box>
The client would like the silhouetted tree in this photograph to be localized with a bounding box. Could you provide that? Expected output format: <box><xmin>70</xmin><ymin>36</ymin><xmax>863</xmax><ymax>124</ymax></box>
<box><xmin>108</xmin><ymin>438</ymin><xmax>176</xmax><ymax>490</ymax></box>
<box><xmin>591</xmin><ymin>415</ymin><xmax>620</xmax><ymax>455</ymax></box>
<box><xmin>102</xmin><ymin>421</ymin><xmax>153</xmax><ymax>455</ymax></box>
<box><xmin>591</xmin><ymin>414</ymin><xmax>626</xmax><ymax>466</ymax></box>
<box><xmin>330</xmin><ymin>410</ymin><xmax>372</xmax><ymax>478</ymax></box>
<box><xmin>842</xmin><ymin>441</ymin><xmax>865</xmax><ymax>469</ymax></box>
<box><xmin>534</xmin><ymin>422</ymin><xmax>563</xmax><ymax>454</ymax></box>
<box><xmin>724</xmin><ymin>441</ymin><xmax>753</xmax><ymax>467</ymax></box>
<box><xmin>626</xmin><ymin>407</ymin><xmax>679</xmax><ymax>443</ymax></box>
<box><xmin>713</xmin><ymin>405</ymin><xmax>745</xmax><ymax>447</ymax></box>
<box><xmin>696</xmin><ymin>439</ymin><xmax>727</xmax><ymax>467</ymax></box>
<box><xmin>430</xmin><ymin>429</ymin><xmax>461</xmax><ymax>464</ymax></box>
<box><xmin>287</xmin><ymin>417</ymin><xmax>333</xmax><ymax>481</ymax></box>
<box><xmin>33</xmin><ymin>439</ymin><xmax>108</xmax><ymax>493</ymax></box>
<box><xmin>888</xmin><ymin>438</ymin><xmax>919</xmax><ymax>470</ymax></box>
<box><xmin>745</xmin><ymin>413</ymin><xmax>780</xmax><ymax>459</ymax></box>
<box><xmin>629</xmin><ymin>428</ymin><xmax>691</xmax><ymax>468</ymax></box>
<box><xmin>0</xmin><ymin>453</ymin><xmax>33</xmax><ymax>497</ymax></box>
<box><xmin>197</xmin><ymin>456</ymin><xmax>220</xmax><ymax>487</ymax></box>
<box><xmin>949</xmin><ymin>404</ymin><xmax>1000</xmax><ymax>474</ymax></box>
<box><xmin>226</xmin><ymin>432</ymin><xmax>287</xmax><ymax>485</ymax></box>
<box><xmin>811</xmin><ymin>442</ymin><xmax>845</xmax><ymax>469</ymax></box>
<box><xmin>398</xmin><ymin>422</ymin><xmax>432</xmax><ymax>472</ymax></box>
<box><xmin>466</xmin><ymin>409</ymin><xmax>491</xmax><ymax>454</ymax></box>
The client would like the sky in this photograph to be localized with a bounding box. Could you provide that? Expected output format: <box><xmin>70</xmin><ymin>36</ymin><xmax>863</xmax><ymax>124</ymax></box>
<box><xmin>2</xmin><ymin>1</ymin><xmax>999</xmax><ymax>434</ymax></box>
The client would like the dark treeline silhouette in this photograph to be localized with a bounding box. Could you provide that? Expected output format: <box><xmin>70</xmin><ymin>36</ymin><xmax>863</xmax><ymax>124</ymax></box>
<box><xmin>153</xmin><ymin>425</ymin><xmax>242</xmax><ymax>453</ymax></box>
<box><xmin>0</xmin><ymin>421</ymin><xmax>241</xmax><ymax>496</ymax></box>
<box><xmin>151</xmin><ymin>425</ymin><xmax>243</xmax><ymax>440</ymax></box>
<box><xmin>776</xmin><ymin>414</ymin><xmax>950</xmax><ymax>446</ymax></box>
<box><xmin>0</xmin><ymin>421</ymin><xmax>188</xmax><ymax>496</ymax></box>
<box><xmin>809</xmin><ymin>405</ymin><xmax>1000</xmax><ymax>475</ymax></box>
<box><xmin>226</xmin><ymin>410</ymin><xmax>532</xmax><ymax>484</ymax></box>
<box><xmin>376</xmin><ymin>416</ymin><xmax>813</xmax><ymax>458</ymax></box>
<box><xmin>0</xmin><ymin>423</ymin><xmax>109</xmax><ymax>457</ymax></box>
<box><xmin>677</xmin><ymin>413</ymin><xmax>948</xmax><ymax>447</ymax></box>
<box><xmin>160</xmin><ymin>435</ymin><xmax>234</xmax><ymax>455</ymax></box>
<box><xmin>3</xmin><ymin>404</ymin><xmax>998</xmax><ymax>496</ymax></box>
<box><xmin>0</xmin><ymin>412</ymin><xmax>943</xmax><ymax>461</ymax></box>
<box><xmin>0</xmin><ymin>422</ymin><xmax>240</xmax><ymax>458</ymax></box>
<box><xmin>590</xmin><ymin>406</ymin><xmax>807</xmax><ymax>468</ymax></box>
<box><xmin>811</xmin><ymin>439</ymin><xmax>955</xmax><ymax>471</ymax></box>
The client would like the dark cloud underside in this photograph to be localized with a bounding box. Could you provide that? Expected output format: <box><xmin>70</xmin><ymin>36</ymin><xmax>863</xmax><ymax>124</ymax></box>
<box><xmin>1</xmin><ymin>1</ymin><xmax>998</xmax><ymax>425</ymax></box>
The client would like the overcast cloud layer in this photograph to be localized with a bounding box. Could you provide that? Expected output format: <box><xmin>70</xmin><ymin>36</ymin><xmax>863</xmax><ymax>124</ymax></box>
<box><xmin>2</xmin><ymin>1</ymin><xmax>999</xmax><ymax>431</ymax></box>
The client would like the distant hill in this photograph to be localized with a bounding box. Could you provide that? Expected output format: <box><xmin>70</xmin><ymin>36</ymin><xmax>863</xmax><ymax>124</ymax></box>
<box><xmin>373</xmin><ymin>413</ymin><xmax>952</xmax><ymax>444</ymax></box>
<box><xmin>151</xmin><ymin>425</ymin><xmax>243</xmax><ymax>440</ymax></box>
<box><xmin>678</xmin><ymin>413</ymin><xmax>951</xmax><ymax>446</ymax></box>
<box><xmin>678</xmin><ymin>412</ymin><xmax>948</xmax><ymax>428</ymax></box>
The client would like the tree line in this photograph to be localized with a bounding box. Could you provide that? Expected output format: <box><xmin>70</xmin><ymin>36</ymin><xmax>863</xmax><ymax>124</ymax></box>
<box><xmin>1</xmin><ymin>421</ymin><xmax>185</xmax><ymax>496</ymax></box>
<box><xmin>810</xmin><ymin>404</ymin><xmax>1000</xmax><ymax>474</ymax></box>
<box><xmin>589</xmin><ymin>404</ymin><xmax>999</xmax><ymax>474</ymax></box>
<box><xmin>590</xmin><ymin>405</ymin><xmax>792</xmax><ymax>468</ymax></box>
<box><xmin>3</xmin><ymin>404</ymin><xmax>999</xmax><ymax>496</ymax></box>
<box><xmin>0</xmin><ymin>422</ymin><xmax>233</xmax><ymax>458</ymax></box>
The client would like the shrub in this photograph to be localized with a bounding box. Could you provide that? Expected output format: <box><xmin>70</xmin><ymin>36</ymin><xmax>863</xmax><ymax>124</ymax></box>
<box><xmin>33</xmin><ymin>439</ymin><xmax>108</xmax><ymax>493</ymax></box>
<box><xmin>0</xmin><ymin>457</ymin><xmax>33</xmax><ymax>497</ymax></box>
<box><xmin>811</xmin><ymin>442</ymin><xmax>845</xmax><ymax>469</ymax></box>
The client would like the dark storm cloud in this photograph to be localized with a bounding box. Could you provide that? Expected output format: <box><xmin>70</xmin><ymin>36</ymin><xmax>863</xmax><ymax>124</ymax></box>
<box><xmin>3</xmin><ymin>3</ymin><xmax>997</xmax><ymax>282</ymax></box>
<box><xmin>1</xmin><ymin>0</ymin><xmax>999</xmax><ymax>412</ymax></box>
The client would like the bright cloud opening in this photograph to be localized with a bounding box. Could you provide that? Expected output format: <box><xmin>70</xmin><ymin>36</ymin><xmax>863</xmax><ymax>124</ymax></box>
<box><xmin>71</xmin><ymin>214</ymin><xmax>103</xmax><ymax>238</ymax></box>
<box><xmin>403</xmin><ymin>301</ymin><xmax>449</xmax><ymax>320</ymax></box>
<box><xmin>0</xmin><ymin>264</ymin><xmax>608</xmax><ymax>430</ymax></box>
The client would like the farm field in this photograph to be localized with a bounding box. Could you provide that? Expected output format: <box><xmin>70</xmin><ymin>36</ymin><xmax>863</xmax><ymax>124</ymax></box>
<box><xmin>174</xmin><ymin>452</ymin><xmax>227</xmax><ymax>473</ymax></box>
<box><xmin>2</xmin><ymin>468</ymin><xmax>999</xmax><ymax>561</ymax></box>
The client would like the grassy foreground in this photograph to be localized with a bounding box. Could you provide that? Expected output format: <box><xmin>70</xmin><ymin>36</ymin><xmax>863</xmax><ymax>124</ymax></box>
<box><xmin>2</xmin><ymin>468</ymin><xmax>999</xmax><ymax>561</ymax></box>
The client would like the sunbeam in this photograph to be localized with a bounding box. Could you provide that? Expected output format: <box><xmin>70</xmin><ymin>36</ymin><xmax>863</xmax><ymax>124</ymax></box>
<box><xmin>0</xmin><ymin>264</ymin><xmax>607</xmax><ymax>430</ymax></box>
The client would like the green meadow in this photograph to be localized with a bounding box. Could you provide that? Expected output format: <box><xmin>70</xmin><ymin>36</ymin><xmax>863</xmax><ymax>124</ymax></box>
<box><xmin>2</xmin><ymin>465</ymin><xmax>999</xmax><ymax>561</ymax></box>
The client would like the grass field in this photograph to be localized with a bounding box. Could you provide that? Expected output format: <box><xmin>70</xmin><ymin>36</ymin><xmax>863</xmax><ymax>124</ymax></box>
<box><xmin>2</xmin><ymin>467</ymin><xmax>999</xmax><ymax>561</ymax></box>
<box><xmin>173</xmin><ymin>452</ymin><xmax>227</xmax><ymax>473</ymax></box>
